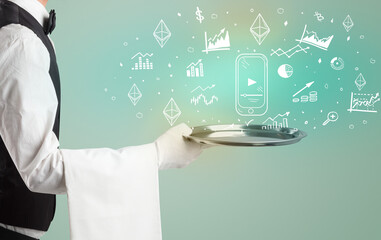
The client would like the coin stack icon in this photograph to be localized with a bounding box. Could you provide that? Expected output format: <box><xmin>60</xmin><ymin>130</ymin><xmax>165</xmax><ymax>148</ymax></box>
<box><xmin>301</xmin><ymin>95</ymin><xmax>309</xmax><ymax>103</ymax></box>
<box><xmin>309</xmin><ymin>91</ymin><xmax>318</xmax><ymax>102</ymax></box>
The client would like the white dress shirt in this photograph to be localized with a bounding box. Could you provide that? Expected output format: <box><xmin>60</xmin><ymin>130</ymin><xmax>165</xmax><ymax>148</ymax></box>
<box><xmin>0</xmin><ymin>1</ymin><xmax>60</xmax><ymax>238</ymax></box>
<box><xmin>0</xmin><ymin>0</ymin><xmax>203</xmax><ymax>239</ymax></box>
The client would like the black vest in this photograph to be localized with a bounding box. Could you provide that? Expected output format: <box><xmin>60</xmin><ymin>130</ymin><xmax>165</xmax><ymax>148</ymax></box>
<box><xmin>0</xmin><ymin>0</ymin><xmax>61</xmax><ymax>231</ymax></box>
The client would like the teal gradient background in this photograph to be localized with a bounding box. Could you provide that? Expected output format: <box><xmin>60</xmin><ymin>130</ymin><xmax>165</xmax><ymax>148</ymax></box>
<box><xmin>42</xmin><ymin>0</ymin><xmax>380</xmax><ymax>239</ymax></box>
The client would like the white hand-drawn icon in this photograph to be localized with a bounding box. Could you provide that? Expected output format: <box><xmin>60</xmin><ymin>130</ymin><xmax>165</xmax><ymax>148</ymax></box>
<box><xmin>296</xmin><ymin>25</ymin><xmax>334</xmax><ymax>51</ymax></box>
<box><xmin>235</xmin><ymin>54</ymin><xmax>268</xmax><ymax>116</ymax></box>
<box><xmin>262</xmin><ymin>112</ymin><xmax>290</xmax><ymax>129</ymax></box>
<box><xmin>271</xmin><ymin>44</ymin><xmax>309</xmax><ymax>58</ymax></box>
<box><xmin>293</xmin><ymin>81</ymin><xmax>314</xmax><ymax>97</ymax></box>
<box><xmin>131</xmin><ymin>52</ymin><xmax>153</xmax><ymax>70</ymax></box>
<box><xmin>191</xmin><ymin>95</ymin><xmax>218</xmax><ymax>106</ymax></box>
<box><xmin>278</xmin><ymin>64</ymin><xmax>293</xmax><ymax>78</ymax></box>
<box><xmin>186</xmin><ymin>59</ymin><xmax>204</xmax><ymax>77</ymax></box>
<box><xmin>153</xmin><ymin>20</ymin><xmax>171</xmax><ymax>48</ymax></box>
<box><xmin>343</xmin><ymin>15</ymin><xmax>354</xmax><ymax>32</ymax></box>
<box><xmin>330</xmin><ymin>57</ymin><xmax>344</xmax><ymax>70</ymax></box>
<box><xmin>355</xmin><ymin>73</ymin><xmax>366</xmax><ymax>91</ymax></box>
<box><xmin>190</xmin><ymin>84</ymin><xmax>218</xmax><ymax>106</ymax></box>
<box><xmin>277</xmin><ymin>8</ymin><xmax>284</xmax><ymax>15</ymax></box>
<box><xmin>314</xmin><ymin>12</ymin><xmax>324</xmax><ymax>22</ymax></box>
<box><xmin>293</xmin><ymin>91</ymin><xmax>317</xmax><ymax>103</ymax></box>
<box><xmin>191</xmin><ymin>85</ymin><xmax>215</xmax><ymax>93</ymax></box>
<box><xmin>202</xmin><ymin>28</ymin><xmax>230</xmax><ymax>54</ymax></box>
<box><xmin>195</xmin><ymin>7</ymin><xmax>204</xmax><ymax>23</ymax></box>
<box><xmin>128</xmin><ymin>84</ymin><xmax>142</xmax><ymax>106</ymax></box>
<box><xmin>187</xmin><ymin>47</ymin><xmax>195</xmax><ymax>53</ymax></box>
<box><xmin>250</xmin><ymin>14</ymin><xmax>270</xmax><ymax>45</ymax></box>
<box><xmin>348</xmin><ymin>92</ymin><xmax>380</xmax><ymax>113</ymax></box>
<box><xmin>322</xmin><ymin>111</ymin><xmax>339</xmax><ymax>126</ymax></box>
<box><xmin>163</xmin><ymin>98</ymin><xmax>181</xmax><ymax>126</ymax></box>
<box><xmin>309</xmin><ymin>91</ymin><xmax>318</xmax><ymax>102</ymax></box>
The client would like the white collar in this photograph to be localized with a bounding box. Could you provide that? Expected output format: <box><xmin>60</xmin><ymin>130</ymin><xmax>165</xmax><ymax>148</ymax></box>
<box><xmin>8</xmin><ymin>0</ymin><xmax>49</xmax><ymax>27</ymax></box>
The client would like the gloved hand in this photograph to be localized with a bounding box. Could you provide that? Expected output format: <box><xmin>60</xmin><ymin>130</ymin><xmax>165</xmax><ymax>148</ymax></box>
<box><xmin>155</xmin><ymin>123</ymin><xmax>205</xmax><ymax>170</ymax></box>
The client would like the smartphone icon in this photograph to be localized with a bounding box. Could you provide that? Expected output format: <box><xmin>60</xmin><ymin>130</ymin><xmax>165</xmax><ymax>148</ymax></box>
<box><xmin>235</xmin><ymin>54</ymin><xmax>268</xmax><ymax>116</ymax></box>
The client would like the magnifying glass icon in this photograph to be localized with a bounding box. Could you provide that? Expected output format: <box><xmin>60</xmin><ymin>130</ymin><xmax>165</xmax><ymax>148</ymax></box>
<box><xmin>323</xmin><ymin>111</ymin><xmax>339</xmax><ymax>126</ymax></box>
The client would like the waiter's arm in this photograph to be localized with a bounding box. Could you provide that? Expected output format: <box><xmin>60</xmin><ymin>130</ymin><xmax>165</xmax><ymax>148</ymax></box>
<box><xmin>0</xmin><ymin>25</ymin><xmax>66</xmax><ymax>194</ymax></box>
<box><xmin>0</xmin><ymin>25</ymin><xmax>202</xmax><ymax>195</ymax></box>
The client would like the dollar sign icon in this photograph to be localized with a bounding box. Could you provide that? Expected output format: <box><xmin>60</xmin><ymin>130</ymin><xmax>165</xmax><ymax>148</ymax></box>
<box><xmin>195</xmin><ymin>7</ymin><xmax>204</xmax><ymax>24</ymax></box>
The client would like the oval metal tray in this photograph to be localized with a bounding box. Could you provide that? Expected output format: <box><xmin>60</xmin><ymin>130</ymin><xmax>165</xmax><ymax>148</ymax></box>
<box><xmin>185</xmin><ymin>124</ymin><xmax>307</xmax><ymax>147</ymax></box>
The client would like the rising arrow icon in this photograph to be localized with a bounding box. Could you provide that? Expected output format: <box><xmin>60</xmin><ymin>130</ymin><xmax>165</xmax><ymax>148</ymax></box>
<box><xmin>293</xmin><ymin>81</ymin><xmax>315</xmax><ymax>97</ymax></box>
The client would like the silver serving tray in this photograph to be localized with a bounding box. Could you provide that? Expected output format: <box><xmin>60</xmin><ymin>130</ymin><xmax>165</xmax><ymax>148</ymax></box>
<box><xmin>185</xmin><ymin>124</ymin><xmax>307</xmax><ymax>147</ymax></box>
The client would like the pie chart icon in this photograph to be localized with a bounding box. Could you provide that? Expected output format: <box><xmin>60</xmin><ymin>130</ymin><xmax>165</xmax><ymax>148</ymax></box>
<box><xmin>330</xmin><ymin>57</ymin><xmax>344</xmax><ymax>70</ymax></box>
<box><xmin>278</xmin><ymin>64</ymin><xmax>293</xmax><ymax>78</ymax></box>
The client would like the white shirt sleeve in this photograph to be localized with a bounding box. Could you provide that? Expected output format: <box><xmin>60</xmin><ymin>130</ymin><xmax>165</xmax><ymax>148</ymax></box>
<box><xmin>0</xmin><ymin>24</ymin><xmax>66</xmax><ymax>194</ymax></box>
<box><xmin>0</xmin><ymin>23</ymin><xmax>201</xmax><ymax>239</ymax></box>
<box><xmin>0</xmin><ymin>24</ymin><xmax>160</xmax><ymax>195</ymax></box>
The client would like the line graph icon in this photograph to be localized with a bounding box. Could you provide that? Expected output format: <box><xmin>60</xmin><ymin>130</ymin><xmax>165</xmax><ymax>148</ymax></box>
<box><xmin>202</xmin><ymin>28</ymin><xmax>230</xmax><ymax>54</ymax></box>
<box><xmin>262</xmin><ymin>112</ymin><xmax>290</xmax><ymax>129</ymax></box>
<box><xmin>131</xmin><ymin>52</ymin><xmax>153</xmax><ymax>70</ymax></box>
<box><xmin>348</xmin><ymin>92</ymin><xmax>380</xmax><ymax>113</ymax></box>
<box><xmin>190</xmin><ymin>95</ymin><xmax>218</xmax><ymax>106</ymax></box>
<box><xmin>153</xmin><ymin>19</ymin><xmax>171</xmax><ymax>48</ymax></box>
<box><xmin>191</xmin><ymin>84</ymin><xmax>215</xmax><ymax>93</ymax></box>
<box><xmin>187</xmin><ymin>59</ymin><xmax>204</xmax><ymax>77</ymax></box>
<box><xmin>190</xmin><ymin>84</ymin><xmax>218</xmax><ymax>106</ymax></box>
<box><xmin>296</xmin><ymin>25</ymin><xmax>334</xmax><ymax>51</ymax></box>
<box><xmin>271</xmin><ymin>44</ymin><xmax>309</xmax><ymax>58</ymax></box>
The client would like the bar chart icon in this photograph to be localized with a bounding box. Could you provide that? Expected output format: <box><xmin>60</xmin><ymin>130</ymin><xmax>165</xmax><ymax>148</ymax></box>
<box><xmin>131</xmin><ymin>52</ymin><xmax>153</xmax><ymax>70</ymax></box>
<box><xmin>186</xmin><ymin>59</ymin><xmax>204</xmax><ymax>78</ymax></box>
<box><xmin>262</xmin><ymin>112</ymin><xmax>290</xmax><ymax>129</ymax></box>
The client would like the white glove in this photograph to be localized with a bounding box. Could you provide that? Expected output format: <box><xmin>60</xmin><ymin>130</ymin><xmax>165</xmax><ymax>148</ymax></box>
<box><xmin>155</xmin><ymin>123</ymin><xmax>203</xmax><ymax>170</ymax></box>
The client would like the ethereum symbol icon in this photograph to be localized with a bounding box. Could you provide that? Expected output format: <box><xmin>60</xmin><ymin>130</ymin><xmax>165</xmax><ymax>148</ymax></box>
<box><xmin>163</xmin><ymin>98</ymin><xmax>181</xmax><ymax>126</ymax></box>
<box><xmin>153</xmin><ymin>19</ymin><xmax>171</xmax><ymax>48</ymax></box>
<box><xmin>355</xmin><ymin>73</ymin><xmax>366</xmax><ymax>91</ymax></box>
<box><xmin>250</xmin><ymin>13</ymin><xmax>270</xmax><ymax>45</ymax></box>
<box><xmin>128</xmin><ymin>84</ymin><xmax>142</xmax><ymax>106</ymax></box>
<box><xmin>343</xmin><ymin>15</ymin><xmax>354</xmax><ymax>32</ymax></box>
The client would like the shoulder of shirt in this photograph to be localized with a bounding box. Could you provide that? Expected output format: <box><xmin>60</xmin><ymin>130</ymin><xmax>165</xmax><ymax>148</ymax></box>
<box><xmin>0</xmin><ymin>23</ymin><xmax>46</xmax><ymax>48</ymax></box>
<box><xmin>0</xmin><ymin>23</ymin><xmax>50</xmax><ymax>71</ymax></box>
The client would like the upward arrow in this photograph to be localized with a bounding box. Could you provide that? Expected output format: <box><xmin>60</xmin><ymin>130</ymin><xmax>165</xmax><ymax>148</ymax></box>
<box><xmin>293</xmin><ymin>81</ymin><xmax>315</xmax><ymax>97</ymax></box>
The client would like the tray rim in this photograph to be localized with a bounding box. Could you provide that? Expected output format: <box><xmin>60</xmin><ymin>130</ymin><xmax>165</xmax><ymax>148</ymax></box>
<box><xmin>184</xmin><ymin>124</ymin><xmax>307</xmax><ymax>147</ymax></box>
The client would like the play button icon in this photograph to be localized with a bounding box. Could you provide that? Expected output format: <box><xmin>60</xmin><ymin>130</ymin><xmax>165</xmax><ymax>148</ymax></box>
<box><xmin>248</xmin><ymin>78</ymin><xmax>256</xmax><ymax>86</ymax></box>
